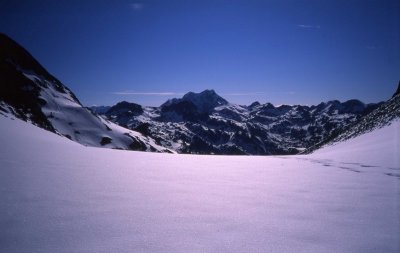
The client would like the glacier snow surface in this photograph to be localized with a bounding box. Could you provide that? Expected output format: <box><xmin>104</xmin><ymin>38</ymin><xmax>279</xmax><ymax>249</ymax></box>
<box><xmin>0</xmin><ymin>115</ymin><xmax>399</xmax><ymax>252</ymax></box>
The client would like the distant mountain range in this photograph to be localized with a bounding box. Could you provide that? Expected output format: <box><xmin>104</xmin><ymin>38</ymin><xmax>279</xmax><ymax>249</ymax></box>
<box><xmin>90</xmin><ymin>90</ymin><xmax>384</xmax><ymax>155</ymax></box>
<box><xmin>1</xmin><ymin>33</ymin><xmax>399</xmax><ymax>155</ymax></box>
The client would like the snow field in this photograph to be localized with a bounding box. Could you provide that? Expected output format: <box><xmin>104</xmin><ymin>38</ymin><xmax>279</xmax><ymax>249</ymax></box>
<box><xmin>0</xmin><ymin>116</ymin><xmax>398</xmax><ymax>253</ymax></box>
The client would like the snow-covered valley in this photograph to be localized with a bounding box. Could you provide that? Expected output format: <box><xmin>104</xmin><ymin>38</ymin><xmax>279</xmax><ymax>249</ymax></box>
<box><xmin>1</xmin><ymin>115</ymin><xmax>398</xmax><ymax>253</ymax></box>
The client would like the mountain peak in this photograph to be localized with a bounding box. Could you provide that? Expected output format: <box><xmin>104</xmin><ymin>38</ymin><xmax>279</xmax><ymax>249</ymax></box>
<box><xmin>181</xmin><ymin>89</ymin><xmax>228</xmax><ymax>113</ymax></box>
<box><xmin>106</xmin><ymin>101</ymin><xmax>143</xmax><ymax>115</ymax></box>
<box><xmin>249</xmin><ymin>101</ymin><xmax>261</xmax><ymax>108</ymax></box>
<box><xmin>200</xmin><ymin>89</ymin><xmax>217</xmax><ymax>95</ymax></box>
<box><xmin>183</xmin><ymin>89</ymin><xmax>221</xmax><ymax>99</ymax></box>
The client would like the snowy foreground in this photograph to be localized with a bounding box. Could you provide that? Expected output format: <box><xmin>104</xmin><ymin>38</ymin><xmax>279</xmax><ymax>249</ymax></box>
<box><xmin>0</xmin><ymin>116</ymin><xmax>399</xmax><ymax>253</ymax></box>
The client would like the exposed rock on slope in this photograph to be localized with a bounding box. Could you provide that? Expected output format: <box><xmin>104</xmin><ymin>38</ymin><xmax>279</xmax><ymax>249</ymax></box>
<box><xmin>0</xmin><ymin>33</ymin><xmax>171</xmax><ymax>152</ymax></box>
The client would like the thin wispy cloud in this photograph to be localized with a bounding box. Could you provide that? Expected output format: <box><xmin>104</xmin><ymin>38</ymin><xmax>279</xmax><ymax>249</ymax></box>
<box><xmin>224</xmin><ymin>91</ymin><xmax>294</xmax><ymax>96</ymax></box>
<box><xmin>130</xmin><ymin>3</ymin><xmax>144</xmax><ymax>11</ymax></box>
<box><xmin>113</xmin><ymin>91</ymin><xmax>295</xmax><ymax>96</ymax></box>
<box><xmin>222</xmin><ymin>92</ymin><xmax>266</xmax><ymax>96</ymax></box>
<box><xmin>297</xmin><ymin>24</ymin><xmax>321</xmax><ymax>29</ymax></box>
<box><xmin>113</xmin><ymin>91</ymin><xmax>184</xmax><ymax>96</ymax></box>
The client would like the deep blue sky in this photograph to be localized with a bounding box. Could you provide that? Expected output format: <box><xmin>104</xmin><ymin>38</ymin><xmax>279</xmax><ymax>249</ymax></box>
<box><xmin>1</xmin><ymin>0</ymin><xmax>399</xmax><ymax>106</ymax></box>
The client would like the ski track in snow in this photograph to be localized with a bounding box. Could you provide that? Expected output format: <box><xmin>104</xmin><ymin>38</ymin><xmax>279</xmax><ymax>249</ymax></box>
<box><xmin>286</xmin><ymin>157</ymin><xmax>400</xmax><ymax>178</ymax></box>
<box><xmin>0</xmin><ymin>115</ymin><xmax>399</xmax><ymax>253</ymax></box>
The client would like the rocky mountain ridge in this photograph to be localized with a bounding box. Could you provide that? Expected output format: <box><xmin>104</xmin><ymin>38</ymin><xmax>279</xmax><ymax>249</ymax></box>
<box><xmin>95</xmin><ymin>90</ymin><xmax>384</xmax><ymax>155</ymax></box>
<box><xmin>305</xmin><ymin>83</ymin><xmax>400</xmax><ymax>153</ymax></box>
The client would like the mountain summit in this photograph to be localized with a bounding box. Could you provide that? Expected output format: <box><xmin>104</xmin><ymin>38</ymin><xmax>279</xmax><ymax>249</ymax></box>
<box><xmin>182</xmin><ymin>89</ymin><xmax>228</xmax><ymax>113</ymax></box>
<box><xmin>162</xmin><ymin>89</ymin><xmax>228</xmax><ymax>114</ymax></box>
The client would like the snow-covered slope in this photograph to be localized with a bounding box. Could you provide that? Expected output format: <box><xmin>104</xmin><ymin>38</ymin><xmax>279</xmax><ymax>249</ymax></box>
<box><xmin>0</xmin><ymin>115</ymin><xmax>398</xmax><ymax>253</ymax></box>
<box><xmin>21</xmin><ymin>71</ymin><xmax>168</xmax><ymax>151</ymax></box>
<box><xmin>0</xmin><ymin>33</ymin><xmax>170</xmax><ymax>153</ymax></box>
<box><xmin>311</xmin><ymin>120</ymin><xmax>399</xmax><ymax>169</ymax></box>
